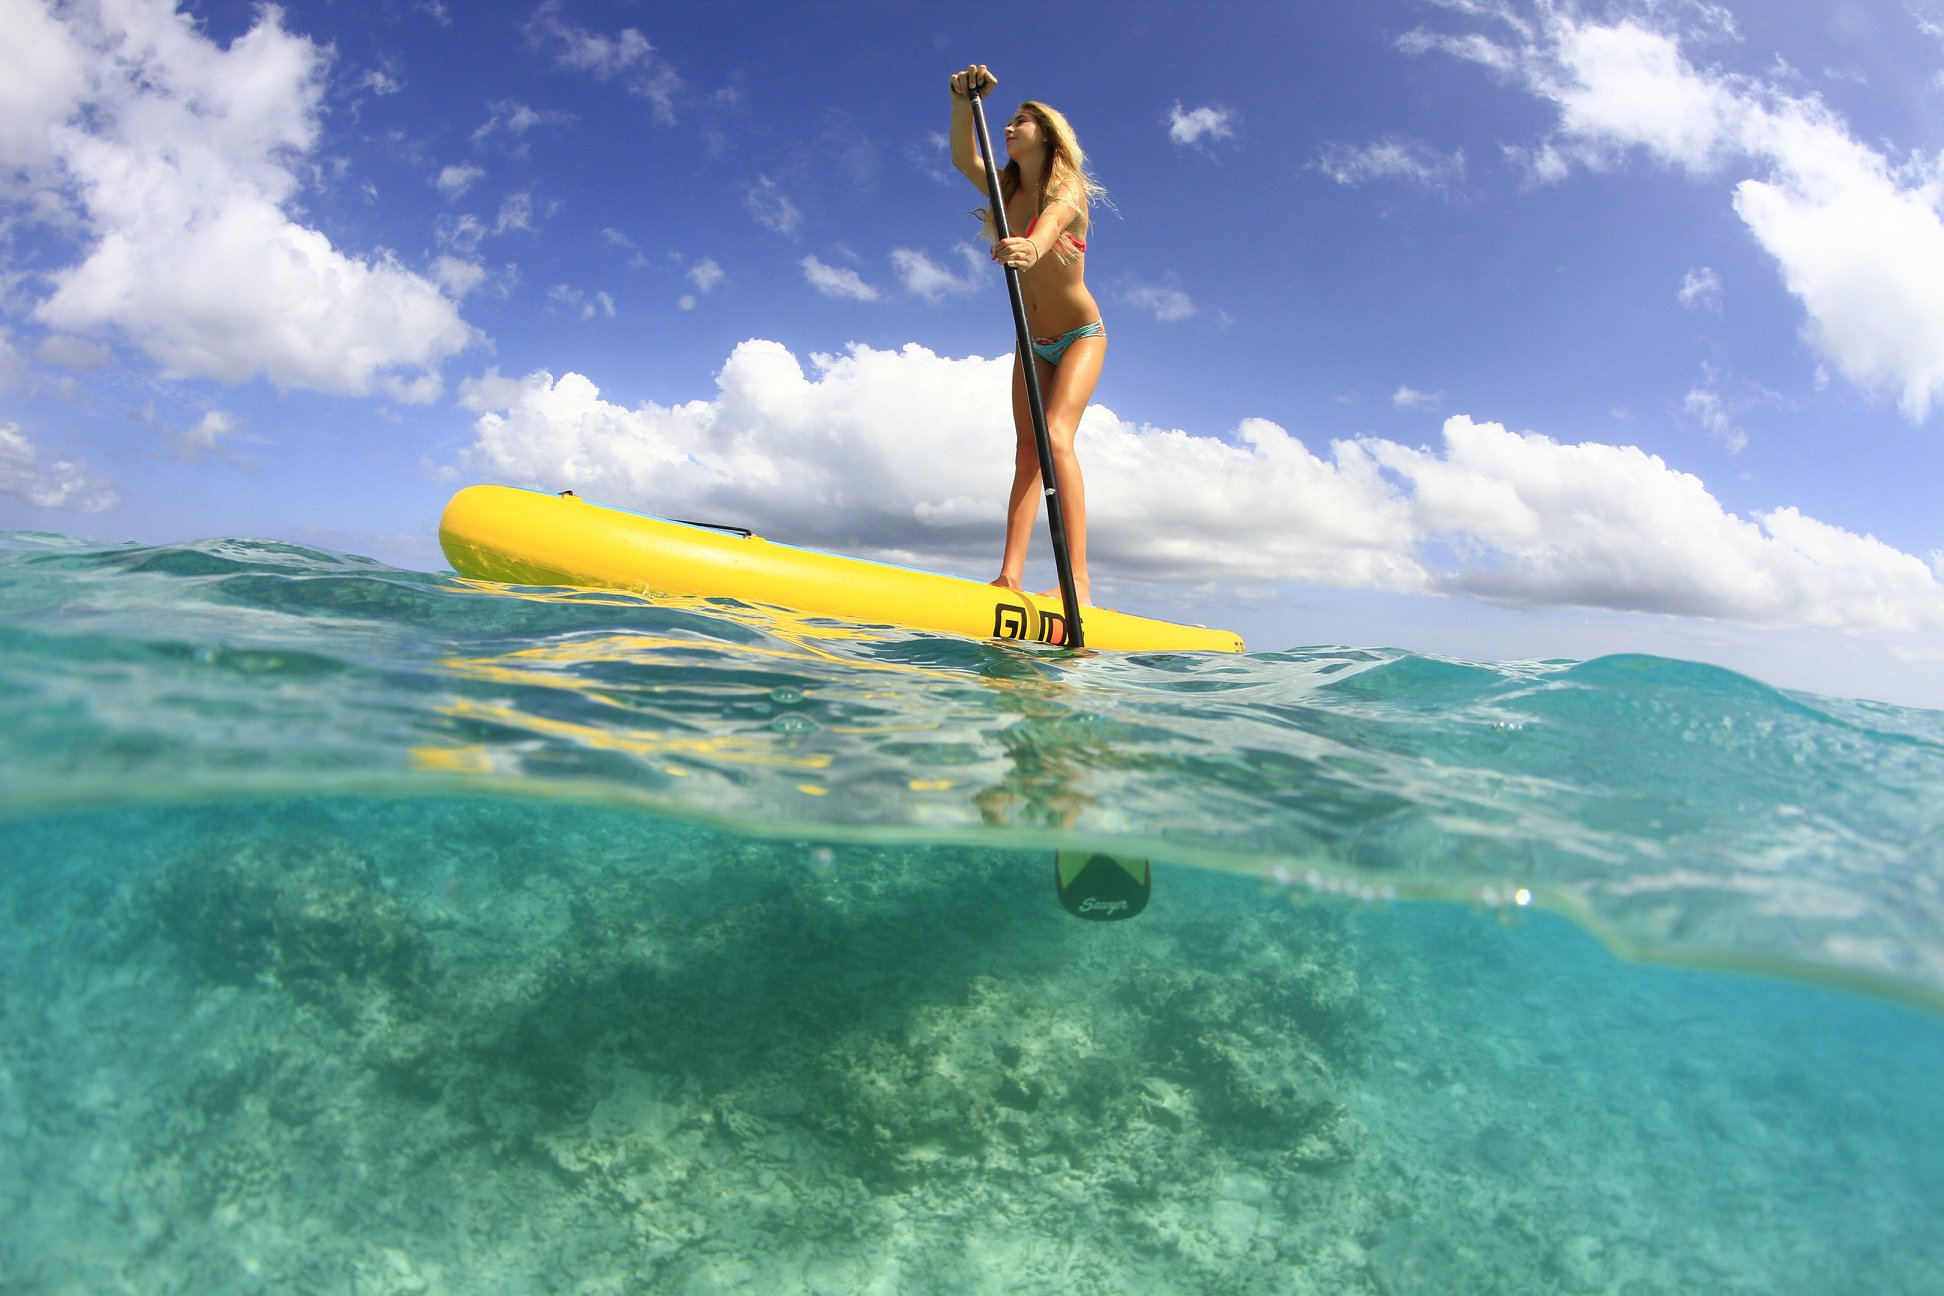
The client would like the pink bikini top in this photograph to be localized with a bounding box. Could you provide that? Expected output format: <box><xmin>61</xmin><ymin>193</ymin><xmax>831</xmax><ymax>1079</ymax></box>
<box><xmin>1025</xmin><ymin>213</ymin><xmax>1086</xmax><ymax>253</ymax></box>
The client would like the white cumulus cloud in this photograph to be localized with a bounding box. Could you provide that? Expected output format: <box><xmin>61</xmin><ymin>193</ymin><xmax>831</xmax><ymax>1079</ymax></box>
<box><xmin>434</xmin><ymin>256</ymin><xmax>488</xmax><ymax>298</ymax></box>
<box><xmin>435</xmin><ymin>164</ymin><xmax>485</xmax><ymax>199</ymax></box>
<box><xmin>1316</xmin><ymin>139</ymin><xmax>1465</xmax><ymax>191</ymax></box>
<box><xmin>801</xmin><ymin>257</ymin><xmax>878</xmax><ymax>301</ymax></box>
<box><xmin>1412</xmin><ymin>3</ymin><xmax>1944</xmax><ymax>422</ymax></box>
<box><xmin>1373</xmin><ymin>416</ymin><xmax>1942</xmax><ymax>630</ymax></box>
<box><xmin>175</xmin><ymin>408</ymin><xmax>237</xmax><ymax>458</ymax></box>
<box><xmin>1168</xmin><ymin>103</ymin><xmax>1236</xmax><ymax>148</ymax></box>
<box><xmin>1678</xmin><ymin>266</ymin><xmax>1722</xmax><ymax>313</ymax></box>
<box><xmin>1121</xmin><ymin>284</ymin><xmax>1198</xmax><ymax>323</ymax></box>
<box><xmin>688</xmin><ymin>258</ymin><xmax>726</xmax><ymax>294</ymax></box>
<box><xmin>453</xmin><ymin>340</ymin><xmax>1422</xmax><ymax>588</ymax></box>
<box><xmin>471</xmin><ymin>100</ymin><xmax>573</xmax><ymax>146</ymax></box>
<box><xmin>450</xmin><ymin>340</ymin><xmax>1944</xmax><ymax>631</ymax></box>
<box><xmin>548</xmin><ymin>285</ymin><xmax>616</xmax><ymax>320</ymax></box>
<box><xmin>526</xmin><ymin>0</ymin><xmax>681</xmax><ymax>124</ymax></box>
<box><xmin>15</xmin><ymin>0</ymin><xmax>472</xmax><ymax>400</ymax></box>
<box><xmin>35</xmin><ymin>334</ymin><xmax>114</xmax><ymax>371</ymax></box>
<box><xmin>677</xmin><ymin>257</ymin><xmax>725</xmax><ymax>311</ymax></box>
<box><xmin>0</xmin><ymin>421</ymin><xmax>119</xmax><ymax>513</ymax></box>
<box><xmin>891</xmin><ymin>246</ymin><xmax>984</xmax><ymax>302</ymax></box>
<box><xmin>1683</xmin><ymin>386</ymin><xmax>1746</xmax><ymax>454</ymax></box>
<box><xmin>0</xmin><ymin>0</ymin><xmax>88</xmax><ymax>180</ymax></box>
<box><xmin>746</xmin><ymin>176</ymin><xmax>802</xmax><ymax>238</ymax></box>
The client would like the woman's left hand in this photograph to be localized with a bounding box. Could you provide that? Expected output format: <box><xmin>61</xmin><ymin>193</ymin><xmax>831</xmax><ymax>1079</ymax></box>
<box><xmin>992</xmin><ymin>237</ymin><xmax>1037</xmax><ymax>270</ymax></box>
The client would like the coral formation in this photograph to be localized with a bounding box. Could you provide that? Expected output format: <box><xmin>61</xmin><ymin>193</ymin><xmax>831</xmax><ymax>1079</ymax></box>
<box><xmin>121</xmin><ymin>800</ymin><xmax>1376</xmax><ymax>1292</ymax></box>
<box><xmin>154</xmin><ymin>833</ymin><xmax>430</xmax><ymax>1002</ymax></box>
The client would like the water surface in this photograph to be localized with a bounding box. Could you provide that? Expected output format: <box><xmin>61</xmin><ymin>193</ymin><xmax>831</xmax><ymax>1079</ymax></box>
<box><xmin>3</xmin><ymin>533</ymin><xmax>1940</xmax><ymax>1293</ymax></box>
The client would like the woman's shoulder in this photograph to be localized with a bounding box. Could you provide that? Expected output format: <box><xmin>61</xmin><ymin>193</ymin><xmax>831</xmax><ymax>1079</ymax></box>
<box><xmin>1044</xmin><ymin>182</ymin><xmax>1088</xmax><ymax>212</ymax></box>
<box><xmin>1040</xmin><ymin>190</ymin><xmax>1089</xmax><ymax>237</ymax></box>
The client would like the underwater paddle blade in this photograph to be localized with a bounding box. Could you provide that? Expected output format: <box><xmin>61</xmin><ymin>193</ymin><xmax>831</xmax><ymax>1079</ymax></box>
<box><xmin>1055</xmin><ymin>851</ymin><xmax>1151</xmax><ymax>921</ymax></box>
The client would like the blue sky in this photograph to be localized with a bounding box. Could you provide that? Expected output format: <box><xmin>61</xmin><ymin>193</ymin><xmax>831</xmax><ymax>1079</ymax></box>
<box><xmin>5</xmin><ymin>0</ymin><xmax>1944</xmax><ymax>705</ymax></box>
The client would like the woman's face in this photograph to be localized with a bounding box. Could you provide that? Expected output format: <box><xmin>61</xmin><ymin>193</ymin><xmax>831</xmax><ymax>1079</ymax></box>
<box><xmin>1003</xmin><ymin>108</ymin><xmax>1044</xmax><ymax>159</ymax></box>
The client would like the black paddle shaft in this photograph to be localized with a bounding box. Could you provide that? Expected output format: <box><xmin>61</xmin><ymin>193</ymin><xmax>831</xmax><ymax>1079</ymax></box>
<box><xmin>966</xmin><ymin>90</ymin><xmax>1085</xmax><ymax>648</ymax></box>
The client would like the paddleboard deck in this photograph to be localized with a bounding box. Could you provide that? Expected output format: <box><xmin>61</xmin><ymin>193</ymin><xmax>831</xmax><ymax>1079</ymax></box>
<box><xmin>438</xmin><ymin>485</ymin><xmax>1244</xmax><ymax>653</ymax></box>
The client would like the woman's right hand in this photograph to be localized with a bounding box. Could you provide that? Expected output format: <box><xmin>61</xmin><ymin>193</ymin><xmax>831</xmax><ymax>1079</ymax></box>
<box><xmin>949</xmin><ymin>64</ymin><xmax>996</xmax><ymax>100</ymax></box>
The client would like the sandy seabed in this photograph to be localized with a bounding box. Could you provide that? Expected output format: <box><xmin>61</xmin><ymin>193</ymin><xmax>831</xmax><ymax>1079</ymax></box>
<box><xmin>3</xmin><ymin>797</ymin><xmax>1940</xmax><ymax>1295</ymax></box>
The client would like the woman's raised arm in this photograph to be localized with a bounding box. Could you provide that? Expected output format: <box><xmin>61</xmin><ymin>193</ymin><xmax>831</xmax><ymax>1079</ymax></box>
<box><xmin>948</xmin><ymin>64</ymin><xmax>997</xmax><ymax>189</ymax></box>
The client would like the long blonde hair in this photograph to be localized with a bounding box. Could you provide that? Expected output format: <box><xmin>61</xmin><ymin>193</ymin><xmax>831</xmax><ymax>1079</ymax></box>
<box><xmin>978</xmin><ymin>100</ymin><xmax>1109</xmax><ymax>263</ymax></box>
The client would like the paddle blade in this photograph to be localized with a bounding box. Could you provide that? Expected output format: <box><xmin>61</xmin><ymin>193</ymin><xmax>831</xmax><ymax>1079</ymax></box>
<box><xmin>1055</xmin><ymin>851</ymin><xmax>1151</xmax><ymax>921</ymax></box>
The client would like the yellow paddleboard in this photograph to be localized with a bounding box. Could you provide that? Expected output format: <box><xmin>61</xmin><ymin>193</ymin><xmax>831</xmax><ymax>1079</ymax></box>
<box><xmin>438</xmin><ymin>485</ymin><xmax>1244</xmax><ymax>653</ymax></box>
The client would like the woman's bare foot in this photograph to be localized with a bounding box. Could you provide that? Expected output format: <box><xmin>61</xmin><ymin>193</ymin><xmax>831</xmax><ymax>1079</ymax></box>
<box><xmin>1039</xmin><ymin>583</ymin><xmax>1091</xmax><ymax>607</ymax></box>
<box><xmin>990</xmin><ymin>573</ymin><xmax>1024</xmax><ymax>591</ymax></box>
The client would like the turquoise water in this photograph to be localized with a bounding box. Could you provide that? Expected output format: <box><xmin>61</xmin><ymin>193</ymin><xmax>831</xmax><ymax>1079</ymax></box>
<box><xmin>3</xmin><ymin>532</ymin><xmax>1942</xmax><ymax>1294</ymax></box>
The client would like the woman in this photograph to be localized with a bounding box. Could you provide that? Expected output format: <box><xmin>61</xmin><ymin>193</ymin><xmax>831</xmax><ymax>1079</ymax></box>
<box><xmin>948</xmin><ymin>64</ymin><xmax>1106</xmax><ymax>608</ymax></box>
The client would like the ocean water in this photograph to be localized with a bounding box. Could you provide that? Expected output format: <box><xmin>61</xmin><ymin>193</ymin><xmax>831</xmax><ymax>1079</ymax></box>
<box><xmin>2</xmin><ymin>532</ymin><xmax>1941</xmax><ymax>1295</ymax></box>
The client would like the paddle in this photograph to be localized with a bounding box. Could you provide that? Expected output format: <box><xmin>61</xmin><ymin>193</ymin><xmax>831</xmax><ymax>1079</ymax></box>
<box><xmin>966</xmin><ymin>86</ymin><xmax>1087</xmax><ymax>650</ymax></box>
<box><xmin>966</xmin><ymin>83</ymin><xmax>1145</xmax><ymax>918</ymax></box>
<box><xmin>1055</xmin><ymin>850</ymin><xmax>1152</xmax><ymax>922</ymax></box>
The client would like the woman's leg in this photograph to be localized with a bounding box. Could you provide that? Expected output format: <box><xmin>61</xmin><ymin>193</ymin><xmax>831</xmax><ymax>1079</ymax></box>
<box><xmin>1036</xmin><ymin>334</ymin><xmax>1104</xmax><ymax>605</ymax></box>
<box><xmin>992</xmin><ymin>354</ymin><xmax>1043</xmax><ymax>591</ymax></box>
<box><xmin>994</xmin><ymin>335</ymin><xmax>1105</xmax><ymax>603</ymax></box>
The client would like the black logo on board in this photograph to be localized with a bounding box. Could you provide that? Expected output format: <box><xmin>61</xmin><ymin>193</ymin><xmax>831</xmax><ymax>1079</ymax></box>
<box><xmin>993</xmin><ymin>602</ymin><xmax>1032</xmax><ymax>640</ymax></box>
<box><xmin>992</xmin><ymin>601</ymin><xmax>1067</xmax><ymax>645</ymax></box>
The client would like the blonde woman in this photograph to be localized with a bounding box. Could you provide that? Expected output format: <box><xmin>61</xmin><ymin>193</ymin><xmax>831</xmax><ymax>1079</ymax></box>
<box><xmin>948</xmin><ymin>64</ymin><xmax>1106</xmax><ymax>608</ymax></box>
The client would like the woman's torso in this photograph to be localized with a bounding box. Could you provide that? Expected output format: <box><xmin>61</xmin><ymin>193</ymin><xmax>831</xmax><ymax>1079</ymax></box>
<box><xmin>1005</xmin><ymin>191</ymin><xmax>1099</xmax><ymax>335</ymax></box>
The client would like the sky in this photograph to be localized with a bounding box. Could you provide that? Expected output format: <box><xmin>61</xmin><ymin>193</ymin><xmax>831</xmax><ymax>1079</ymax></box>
<box><xmin>4</xmin><ymin>0</ymin><xmax>1944</xmax><ymax>707</ymax></box>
